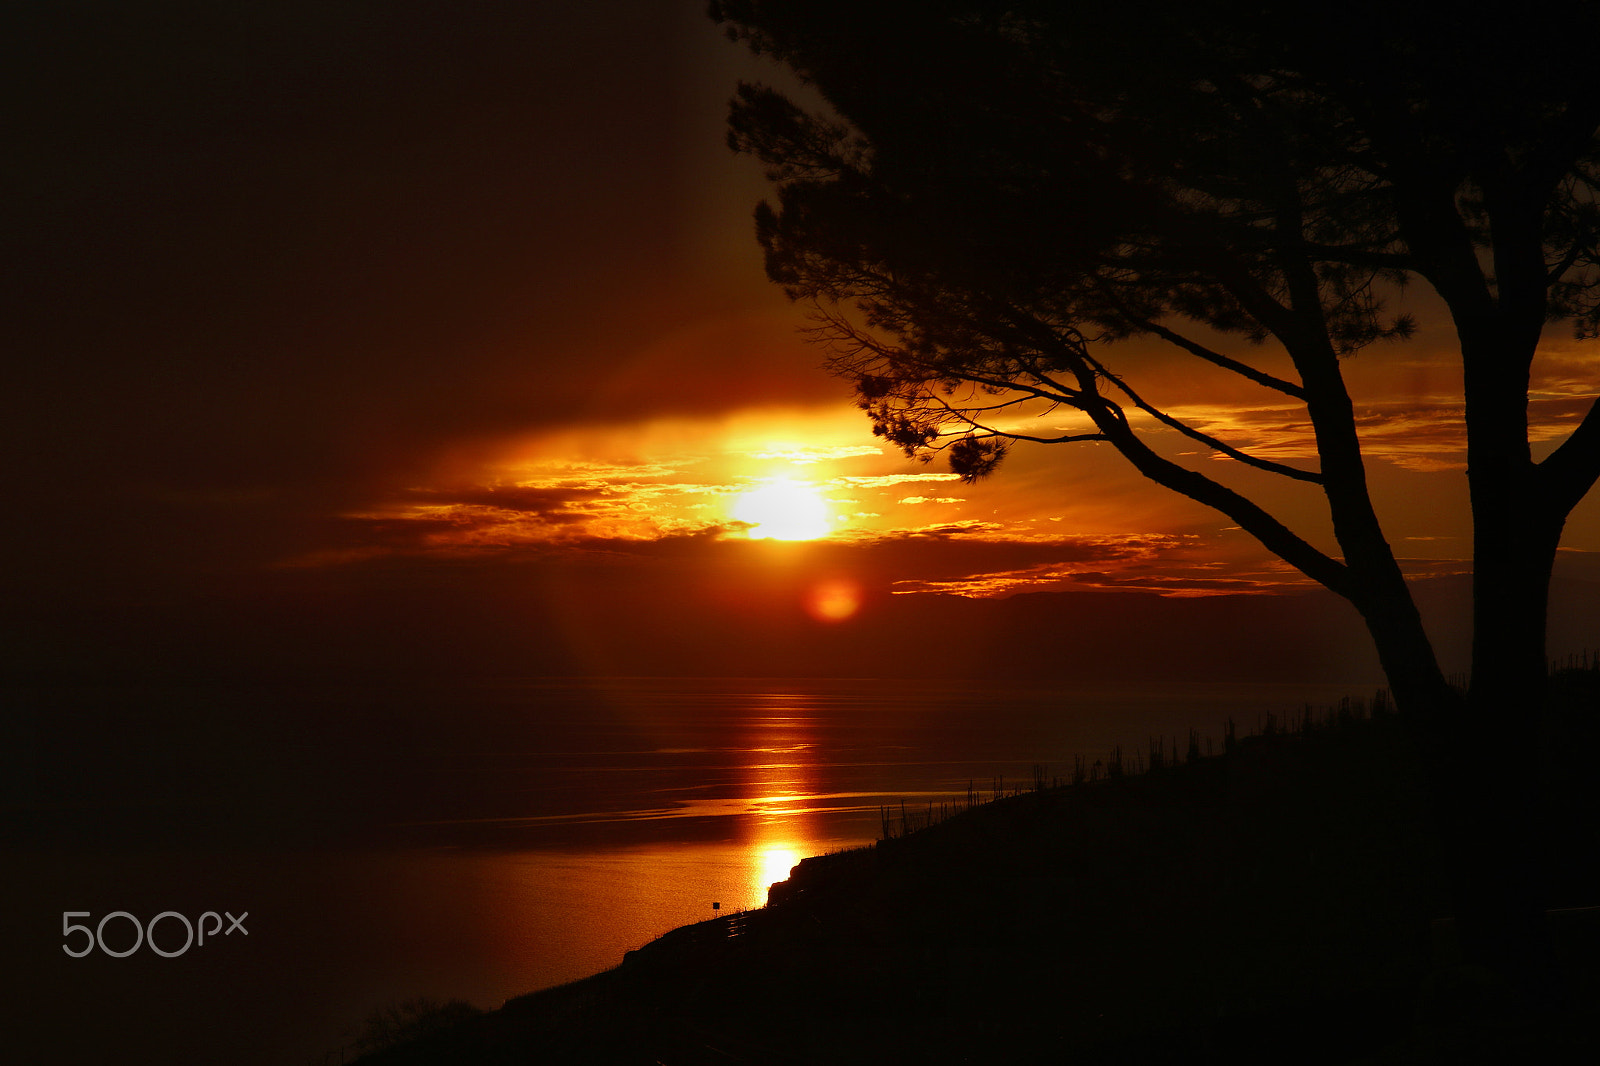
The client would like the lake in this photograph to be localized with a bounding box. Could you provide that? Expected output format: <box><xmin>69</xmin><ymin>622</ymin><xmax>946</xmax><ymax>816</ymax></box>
<box><xmin>2</xmin><ymin>676</ymin><xmax>1374</xmax><ymax>1064</ymax></box>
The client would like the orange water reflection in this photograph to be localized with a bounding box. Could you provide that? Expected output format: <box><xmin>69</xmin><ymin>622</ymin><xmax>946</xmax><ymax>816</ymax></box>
<box><xmin>739</xmin><ymin>694</ymin><xmax>825</xmax><ymax>904</ymax></box>
<box><xmin>467</xmin><ymin>695</ymin><xmax>872</xmax><ymax>997</ymax></box>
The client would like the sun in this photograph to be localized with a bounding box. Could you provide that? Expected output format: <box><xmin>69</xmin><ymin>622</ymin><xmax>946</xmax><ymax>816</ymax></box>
<box><xmin>732</xmin><ymin>479</ymin><xmax>833</xmax><ymax>540</ymax></box>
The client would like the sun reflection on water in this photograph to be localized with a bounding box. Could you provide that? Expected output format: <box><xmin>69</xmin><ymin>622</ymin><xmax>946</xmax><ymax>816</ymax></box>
<box><xmin>740</xmin><ymin>696</ymin><xmax>825</xmax><ymax>903</ymax></box>
<box><xmin>756</xmin><ymin>844</ymin><xmax>801</xmax><ymax>896</ymax></box>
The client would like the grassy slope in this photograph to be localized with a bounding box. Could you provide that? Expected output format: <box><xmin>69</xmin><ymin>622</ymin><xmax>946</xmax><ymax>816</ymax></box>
<box><xmin>350</xmin><ymin>685</ymin><xmax>1600</xmax><ymax>1065</ymax></box>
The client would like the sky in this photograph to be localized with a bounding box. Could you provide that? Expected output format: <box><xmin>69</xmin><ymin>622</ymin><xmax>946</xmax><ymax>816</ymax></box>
<box><xmin>8</xmin><ymin>0</ymin><xmax>1600</xmax><ymax>686</ymax></box>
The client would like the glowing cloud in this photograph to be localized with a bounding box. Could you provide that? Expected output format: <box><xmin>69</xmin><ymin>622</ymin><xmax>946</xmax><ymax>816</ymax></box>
<box><xmin>747</xmin><ymin>445</ymin><xmax>884</xmax><ymax>464</ymax></box>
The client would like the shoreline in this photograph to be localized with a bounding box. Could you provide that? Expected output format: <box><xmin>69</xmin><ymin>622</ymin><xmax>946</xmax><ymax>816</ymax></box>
<box><xmin>344</xmin><ymin>685</ymin><xmax>1600</xmax><ymax>1062</ymax></box>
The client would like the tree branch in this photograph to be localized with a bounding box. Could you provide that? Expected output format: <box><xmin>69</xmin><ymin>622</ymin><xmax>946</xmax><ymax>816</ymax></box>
<box><xmin>1085</xmin><ymin>394</ymin><xmax>1353</xmax><ymax>596</ymax></box>
<box><xmin>1076</xmin><ymin>350</ymin><xmax>1324</xmax><ymax>483</ymax></box>
<box><xmin>1298</xmin><ymin>241</ymin><xmax>1416</xmax><ymax>273</ymax></box>
<box><xmin>1123</xmin><ymin>313</ymin><xmax>1307</xmax><ymax>399</ymax></box>
<box><xmin>922</xmin><ymin>393</ymin><xmax>1101</xmax><ymax>446</ymax></box>
<box><xmin>1546</xmin><ymin>236</ymin><xmax>1589</xmax><ymax>288</ymax></box>
<box><xmin>979</xmin><ymin>302</ymin><xmax>1351</xmax><ymax>593</ymax></box>
<box><xmin>1537</xmin><ymin>394</ymin><xmax>1600</xmax><ymax>517</ymax></box>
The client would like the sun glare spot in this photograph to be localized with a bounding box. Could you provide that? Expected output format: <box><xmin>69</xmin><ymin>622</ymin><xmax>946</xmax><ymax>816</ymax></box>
<box><xmin>805</xmin><ymin>579</ymin><xmax>861</xmax><ymax>622</ymax></box>
<box><xmin>758</xmin><ymin>845</ymin><xmax>801</xmax><ymax>889</ymax></box>
<box><xmin>732</xmin><ymin>480</ymin><xmax>832</xmax><ymax>540</ymax></box>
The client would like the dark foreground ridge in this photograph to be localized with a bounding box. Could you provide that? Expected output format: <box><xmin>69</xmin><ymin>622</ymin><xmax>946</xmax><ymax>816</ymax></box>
<box><xmin>348</xmin><ymin>680</ymin><xmax>1600</xmax><ymax>1065</ymax></box>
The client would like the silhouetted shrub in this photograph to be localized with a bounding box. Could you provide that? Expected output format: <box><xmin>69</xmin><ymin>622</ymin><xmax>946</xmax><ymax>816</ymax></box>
<box><xmin>353</xmin><ymin>997</ymin><xmax>480</xmax><ymax>1055</ymax></box>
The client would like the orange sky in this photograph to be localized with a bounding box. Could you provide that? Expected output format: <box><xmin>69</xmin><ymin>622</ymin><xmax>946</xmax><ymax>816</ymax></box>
<box><xmin>302</xmin><ymin>297</ymin><xmax>1600</xmax><ymax>600</ymax></box>
<box><xmin>7</xmin><ymin>1</ymin><xmax>1600</xmax><ymax>683</ymax></box>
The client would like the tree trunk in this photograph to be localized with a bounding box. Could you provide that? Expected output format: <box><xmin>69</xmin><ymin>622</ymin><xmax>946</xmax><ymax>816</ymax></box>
<box><xmin>1362</xmin><ymin>548</ymin><xmax>1566</xmax><ymax>1026</ymax></box>
<box><xmin>1418</xmin><ymin>220</ymin><xmax>1572</xmax><ymax>1011</ymax></box>
<box><xmin>1439</xmin><ymin>504</ymin><xmax>1567</xmax><ymax>1010</ymax></box>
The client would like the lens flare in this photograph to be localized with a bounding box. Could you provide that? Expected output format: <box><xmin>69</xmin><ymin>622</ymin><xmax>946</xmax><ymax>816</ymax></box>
<box><xmin>805</xmin><ymin>579</ymin><xmax>861</xmax><ymax>622</ymax></box>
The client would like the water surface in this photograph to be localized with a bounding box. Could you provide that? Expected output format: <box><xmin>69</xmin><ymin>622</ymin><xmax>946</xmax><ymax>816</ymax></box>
<box><xmin>4</xmin><ymin>676</ymin><xmax>1370</xmax><ymax>1063</ymax></box>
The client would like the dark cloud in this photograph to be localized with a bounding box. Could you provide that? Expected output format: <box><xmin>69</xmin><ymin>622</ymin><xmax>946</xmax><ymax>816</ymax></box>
<box><xmin>394</xmin><ymin>484</ymin><xmax>608</xmax><ymax>515</ymax></box>
<box><xmin>4</xmin><ymin>2</ymin><xmax>830</xmax><ymax>600</ymax></box>
<box><xmin>12</xmin><ymin>4</ymin><xmax>1592</xmax><ymax>693</ymax></box>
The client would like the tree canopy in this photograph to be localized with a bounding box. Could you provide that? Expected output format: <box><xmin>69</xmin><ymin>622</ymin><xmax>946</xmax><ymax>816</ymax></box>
<box><xmin>714</xmin><ymin>0</ymin><xmax>1600</xmax><ymax>684</ymax></box>
<box><xmin>714</xmin><ymin>0</ymin><xmax>1600</xmax><ymax>1004</ymax></box>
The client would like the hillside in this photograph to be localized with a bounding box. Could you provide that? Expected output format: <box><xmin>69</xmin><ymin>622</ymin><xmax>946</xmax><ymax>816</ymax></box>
<box><xmin>347</xmin><ymin>684</ymin><xmax>1600</xmax><ymax>1064</ymax></box>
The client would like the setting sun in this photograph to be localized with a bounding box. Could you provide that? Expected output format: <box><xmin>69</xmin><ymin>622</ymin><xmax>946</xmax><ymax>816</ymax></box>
<box><xmin>731</xmin><ymin>479</ymin><xmax>833</xmax><ymax>540</ymax></box>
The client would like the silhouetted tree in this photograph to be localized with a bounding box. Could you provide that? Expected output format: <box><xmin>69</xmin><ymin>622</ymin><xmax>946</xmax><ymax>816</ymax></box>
<box><xmin>713</xmin><ymin>0</ymin><xmax>1600</xmax><ymax>1008</ymax></box>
